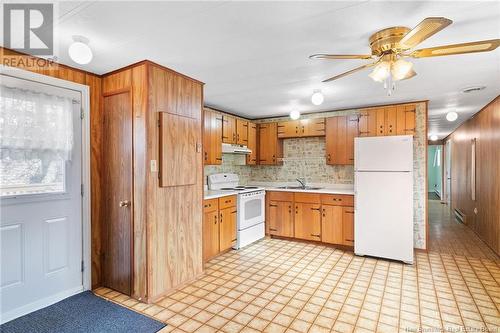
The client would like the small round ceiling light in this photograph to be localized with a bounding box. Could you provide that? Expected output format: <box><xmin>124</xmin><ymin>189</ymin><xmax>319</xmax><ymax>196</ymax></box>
<box><xmin>290</xmin><ymin>109</ymin><xmax>301</xmax><ymax>120</ymax></box>
<box><xmin>429</xmin><ymin>134</ymin><xmax>438</xmax><ymax>141</ymax></box>
<box><xmin>311</xmin><ymin>90</ymin><xmax>324</xmax><ymax>106</ymax></box>
<box><xmin>69</xmin><ymin>36</ymin><xmax>93</xmax><ymax>65</ymax></box>
<box><xmin>446</xmin><ymin>111</ymin><xmax>458</xmax><ymax>122</ymax></box>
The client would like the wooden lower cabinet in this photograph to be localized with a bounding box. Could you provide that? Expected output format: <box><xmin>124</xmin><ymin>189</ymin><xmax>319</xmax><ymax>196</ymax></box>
<box><xmin>219</xmin><ymin>207</ymin><xmax>237</xmax><ymax>251</ymax></box>
<box><xmin>203</xmin><ymin>195</ymin><xmax>237</xmax><ymax>262</ymax></box>
<box><xmin>294</xmin><ymin>202</ymin><xmax>321</xmax><ymax>241</ymax></box>
<box><xmin>266</xmin><ymin>191</ymin><xmax>354</xmax><ymax>247</ymax></box>
<box><xmin>268</xmin><ymin>200</ymin><xmax>294</xmax><ymax>237</ymax></box>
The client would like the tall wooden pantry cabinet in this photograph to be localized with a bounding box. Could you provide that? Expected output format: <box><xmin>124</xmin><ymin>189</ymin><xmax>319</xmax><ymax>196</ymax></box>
<box><xmin>101</xmin><ymin>61</ymin><xmax>204</xmax><ymax>303</ymax></box>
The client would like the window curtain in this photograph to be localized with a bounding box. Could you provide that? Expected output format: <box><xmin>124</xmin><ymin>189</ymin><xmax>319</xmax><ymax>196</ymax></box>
<box><xmin>0</xmin><ymin>84</ymin><xmax>74</xmax><ymax>160</ymax></box>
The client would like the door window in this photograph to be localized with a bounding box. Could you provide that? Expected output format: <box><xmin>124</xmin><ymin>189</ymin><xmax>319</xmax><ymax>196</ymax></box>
<box><xmin>245</xmin><ymin>198</ymin><xmax>262</xmax><ymax>220</ymax></box>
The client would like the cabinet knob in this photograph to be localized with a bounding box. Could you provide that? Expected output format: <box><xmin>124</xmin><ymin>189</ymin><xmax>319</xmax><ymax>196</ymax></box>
<box><xmin>119</xmin><ymin>200</ymin><xmax>131</xmax><ymax>208</ymax></box>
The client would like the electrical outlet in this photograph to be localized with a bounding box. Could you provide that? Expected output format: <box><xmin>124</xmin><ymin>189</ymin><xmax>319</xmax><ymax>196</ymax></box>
<box><xmin>150</xmin><ymin>160</ymin><xmax>158</xmax><ymax>172</ymax></box>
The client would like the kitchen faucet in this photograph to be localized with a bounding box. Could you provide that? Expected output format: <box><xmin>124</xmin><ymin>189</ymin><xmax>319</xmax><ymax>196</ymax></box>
<box><xmin>296</xmin><ymin>178</ymin><xmax>307</xmax><ymax>189</ymax></box>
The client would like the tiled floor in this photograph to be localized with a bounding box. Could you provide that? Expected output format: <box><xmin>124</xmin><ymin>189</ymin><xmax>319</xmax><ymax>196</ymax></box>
<box><xmin>94</xmin><ymin>202</ymin><xmax>500</xmax><ymax>333</ymax></box>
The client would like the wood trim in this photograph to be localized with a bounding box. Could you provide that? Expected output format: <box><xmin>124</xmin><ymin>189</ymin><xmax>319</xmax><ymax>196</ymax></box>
<box><xmin>102</xmin><ymin>87</ymin><xmax>131</xmax><ymax>97</ymax></box>
<box><xmin>424</xmin><ymin>101</ymin><xmax>429</xmax><ymax>251</ymax></box>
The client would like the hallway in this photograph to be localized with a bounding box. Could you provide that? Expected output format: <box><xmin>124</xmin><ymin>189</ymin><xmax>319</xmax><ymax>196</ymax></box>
<box><xmin>427</xmin><ymin>200</ymin><xmax>499</xmax><ymax>262</ymax></box>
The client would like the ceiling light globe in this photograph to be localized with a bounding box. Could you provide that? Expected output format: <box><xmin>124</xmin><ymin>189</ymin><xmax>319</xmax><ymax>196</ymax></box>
<box><xmin>446</xmin><ymin>111</ymin><xmax>458</xmax><ymax>122</ymax></box>
<box><xmin>430</xmin><ymin>134</ymin><xmax>439</xmax><ymax>141</ymax></box>
<box><xmin>290</xmin><ymin>110</ymin><xmax>301</xmax><ymax>120</ymax></box>
<box><xmin>69</xmin><ymin>41</ymin><xmax>93</xmax><ymax>65</ymax></box>
<box><xmin>311</xmin><ymin>90</ymin><xmax>324</xmax><ymax>106</ymax></box>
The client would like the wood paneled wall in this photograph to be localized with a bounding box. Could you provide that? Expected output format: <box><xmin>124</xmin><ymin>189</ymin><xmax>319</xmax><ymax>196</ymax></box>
<box><xmin>446</xmin><ymin>95</ymin><xmax>500</xmax><ymax>254</ymax></box>
<box><xmin>1</xmin><ymin>47</ymin><xmax>104</xmax><ymax>288</ymax></box>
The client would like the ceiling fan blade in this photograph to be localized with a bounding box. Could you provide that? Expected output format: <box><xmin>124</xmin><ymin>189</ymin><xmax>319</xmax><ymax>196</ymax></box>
<box><xmin>410</xmin><ymin>39</ymin><xmax>500</xmax><ymax>58</ymax></box>
<box><xmin>399</xmin><ymin>17</ymin><xmax>452</xmax><ymax>49</ymax></box>
<box><xmin>310</xmin><ymin>54</ymin><xmax>373</xmax><ymax>60</ymax></box>
<box><xmin>322</xmin><ymin>62</ymin><xmax>377</xmax><ymax>82</ymax></box>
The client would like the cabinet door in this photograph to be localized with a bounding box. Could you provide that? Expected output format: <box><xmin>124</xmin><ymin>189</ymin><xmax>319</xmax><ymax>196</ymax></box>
<box><xmin>222</xmin><ymin>115</ymin><xmax>236</xmax><ymax>144</ymax></box>
<box><xmin>268</xmin><ymin>201</ymin><xmax>294</xmax><ymax>237</ymax></box>
<box><xmin>203</xmin><ymin>109</ymin><xmax>222</xmax><ymax>165</ymax></box>
<box><xmin>277</xmin><ymin>120</ymin><xmax>300</xmax><ymax>138</ymax></box>
<box><xmin>219</xmin><ymin>207</ymin><xmax>237</xmax><ymax>251</ymax></box>
<box><xmin>301</xmin><ymin>118</ymin><xmax>326</xmax><ymax>137</ymax></box>
<box><xmin>321</xmin><ymin>205</ymin><xmax>343</xmax><ymax>244</ymax></box>
<box><xmin>236</xmin><ymin>119</ymin><xmax>248</xmax><ymax>145</ymax></box>
<box><xmin>258</xmin><ymin>123</ymin><xmax>279</xmax><ymax>165</ymax></box>
<box><xmin>396</xmin><ymin>104</ymin><xmax>416</xmax><ymax>136</ymax></box>
<box><xmin>326</xmin><ymin>116</ymin><xmax>347</xmax><ymax>165</ymax></box>
<box><xmin>346</xmin><ymin>115</ymin><xmax>358</xmax><ymax>164</ymax></box>
<box><xmin>246</xmin><ymin>122</ymin><xmax>258</xmax><ymax>165</ymax></box>
<box><xmin>294</xmin><ymin>203</ymin><xmax>321</xmax><ymax>241</ymax></box>
<box><xmin>358</xmin><ymin>109</ymin><xmax>377</xmax><ymax>137</ymax></box>
<box><xmin>376</xmin><ymin>108</ymin><xmax>386</xmax><ymax>136</ymax></box>
<box><xmin>342</xmin><ymin>207</ymin><xmax>355</xmax><ymax>246</ymax></box>
<box><xmin>384</xmin><ymin>106</ymin><xmax>397</xmax><ymax>136</ymax></box>
<box><xmin>203</xmin><ymin>210</ymin><xmax>220</xmax><ymax>261</ymax></box>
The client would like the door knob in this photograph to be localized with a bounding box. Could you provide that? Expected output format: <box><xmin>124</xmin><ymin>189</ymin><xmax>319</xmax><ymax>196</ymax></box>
<box><xmin>119</xmin><ymin>200</ymin><xmax>131</xmax><ymax>208</ymax></box>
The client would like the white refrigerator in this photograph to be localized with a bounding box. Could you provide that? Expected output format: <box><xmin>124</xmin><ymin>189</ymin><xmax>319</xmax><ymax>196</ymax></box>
<box><xmin>354</xmin><ymin>135</ymin><xmax>414</xmax><ymax>264</ymax></box>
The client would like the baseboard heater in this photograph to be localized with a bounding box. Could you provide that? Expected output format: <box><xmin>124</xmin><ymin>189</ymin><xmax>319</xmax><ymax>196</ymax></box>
<box><xmin>454</xmin><ymin>209</ymin><xmax>466</xmax><ymax>224</ymax></box>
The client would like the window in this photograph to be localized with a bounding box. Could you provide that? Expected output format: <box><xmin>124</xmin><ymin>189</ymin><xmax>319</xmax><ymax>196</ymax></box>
<box><xmin>0</xmin><ymin>83</ymin><xmax>73</xmax><ymax>197</ymax></box>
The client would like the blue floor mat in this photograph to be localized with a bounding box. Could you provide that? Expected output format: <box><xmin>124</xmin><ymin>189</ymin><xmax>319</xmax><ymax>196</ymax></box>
<box><xmin>1</xmin><ymin>291</ymin><xmax>165</xmax><ymax>333</ymax></box>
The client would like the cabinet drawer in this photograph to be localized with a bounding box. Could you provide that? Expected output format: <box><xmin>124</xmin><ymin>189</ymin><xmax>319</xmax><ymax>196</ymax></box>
<box><xmin>294</xmin><ymin>192</ymin><xmax>321</xmax><ymax>204</ymax></box>
<box><xmin>267</xmin><ymin>191</ymin><xmax>294</xmax><ymax>202</ymax></box>
<box><xmin>203</xmin><ymin>198</ymin><xmax>218</xmax><ymax>213</ymax></box>
<box><xmin>219</xmin><ymin>195</ymin><xmax>237</xmax><ymax>209</ymax></box>
<box><xmin>320</xmin><ymin>194</ymin><xmax>354</xmax><ymax>206</ymax></box>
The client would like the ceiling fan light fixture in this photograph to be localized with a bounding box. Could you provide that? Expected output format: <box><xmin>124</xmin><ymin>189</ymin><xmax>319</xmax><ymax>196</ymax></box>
<box><xmin>290</xmin><ymin>109</ymin><xmax>301</xmax><ymax>120</ymax></box>
<box><xmin>446</xmin><ymin>111</ymin><xmax>458</xmax><ymax>122</ymax></box>
<box><xmin>369</xmin><ymin>61</ymin><xmax>391</xmax><ymax>82</ymax></box>
<box><xmin>391</xmin><ymin>59</ymin><xmax>414</xmax><ymax>81</ymax></box>
<box><xmin>311</xmin><ymin>90</ymin><xmax>324</xmax><ymax>106</ymax></box>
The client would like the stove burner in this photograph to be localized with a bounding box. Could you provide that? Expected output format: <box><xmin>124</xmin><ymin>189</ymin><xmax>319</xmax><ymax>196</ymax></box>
<box><xmin>219</xmin><ymin>186</ymin><xmax>260</xmax><ymax>191</ymax></box>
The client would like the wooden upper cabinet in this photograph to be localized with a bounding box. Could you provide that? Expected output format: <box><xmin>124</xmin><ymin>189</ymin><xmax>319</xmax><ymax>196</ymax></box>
<box><xmin>294</xmin><ymin>202</ymin><xmax>321</xmax><ymax>241</ymax></box>
<box><xmin>159</xmin><ymin>112</ymin><xmax>197</xmax><ymax>186</ymax></box>
<box><xmin>268</xmin><ymin>200</ymin><xmax>294</xmax><ymax>237</ymax></box>
<box><xmin>246</xmin><ymin>122</ymin><xmax>258</xmax><ymax>165</ymax></box>
<box><xmin>277</xmin><ymin>118</ymin><xmax>325</xmax><ymax>138</ymax></box>
<box><xmin>396</xmin><ymin>104</ymin><xmax>416</xmax><ymax>135</ymax></box>
<box><xmin>325</xmin><ymin>116</ymin><xmax>357</xmax><ymax>165</ymax></box>
<box><xmin>222</xmin><ymin>115</ymin><xmax>236</xmax><ymax>144</ymax></box>
<box><xmin>384</xmin><ymin>106</ymin><xmax>397</xmax><ymax>136</ymax></box>
<box><xmin>375</xmin><ymin>107</ymin><xmax>386</xmax><ymax>136</ymax></box>
<box><xmin>236</xmin><ymin>119</ymin><xmax>249</xmax><ymax>145</ymax></box>
<box><xmin>358</xmin><ymin>109</ymin><xmax>377</xmax><ymax>137</ymax></box>
<box><xmin>258</xmin><ymin>123</ymin><xmax>282</xmax><ymax>165</ymax></box>
<box><xmin>203</xmin><ymin>109</ymin><xmax>223</xmax><ymax>165</ymax></box>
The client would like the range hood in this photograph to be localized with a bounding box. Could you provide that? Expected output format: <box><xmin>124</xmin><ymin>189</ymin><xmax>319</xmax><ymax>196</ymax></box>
<box><xmin>222</xmin><ymin>143</ymin><xmax>252</xmax><ymax>155</ymax></box>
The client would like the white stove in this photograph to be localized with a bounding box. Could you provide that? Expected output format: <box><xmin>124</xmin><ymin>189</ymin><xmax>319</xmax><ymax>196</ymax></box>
<box><xmin>208</xmin><ymin>173</ymin><xmax>265</xmax><ymax>249</ymax></box>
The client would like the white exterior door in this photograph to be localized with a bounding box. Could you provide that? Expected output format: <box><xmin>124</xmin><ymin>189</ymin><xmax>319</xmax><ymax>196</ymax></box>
<box><xmin>0</xmin><ymin>75</ymin><xmax>83</xmax><ymax>323</ymax></box>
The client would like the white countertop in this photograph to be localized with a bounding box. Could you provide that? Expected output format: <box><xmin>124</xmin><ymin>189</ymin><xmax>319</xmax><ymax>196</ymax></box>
<box><xmin>204</xmin><ymin>190</ymin><xmax>239</xmax><ymax>200</ymax></box>
<box><xmin>204</xmin><ymin>182</ymin><xmax>354</xmax><ymax>199</ymax></box>
<box><xmin>248</xmin><ymin>182</ymin><xmax>355</xmax><ymax>195</ymax></box>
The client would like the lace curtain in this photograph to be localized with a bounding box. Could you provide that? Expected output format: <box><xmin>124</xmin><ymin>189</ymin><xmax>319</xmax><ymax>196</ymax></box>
<box><xmin>0</xmin><ymin>84</ymin><xmax>74</xmax><ymax>160</ymax></box>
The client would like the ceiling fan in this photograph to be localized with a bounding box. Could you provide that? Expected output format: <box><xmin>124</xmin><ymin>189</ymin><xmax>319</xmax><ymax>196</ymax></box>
<box><xmin>310</xmin><ymin>17</ymin><xmax>500</xmax><ymax>95</ymax></box>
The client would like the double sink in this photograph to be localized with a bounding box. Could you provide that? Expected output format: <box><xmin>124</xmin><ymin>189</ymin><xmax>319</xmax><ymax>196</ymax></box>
<box><xmin>276</xmin><ymin>185</ymin><xmax>323</xmax><ymax>190</ymax></box>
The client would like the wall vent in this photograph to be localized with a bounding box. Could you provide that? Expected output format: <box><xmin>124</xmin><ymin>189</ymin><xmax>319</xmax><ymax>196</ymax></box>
<box><xmin>462</xmin><ymin>86</ymin><xmax>486</xmax><ymax>94</ymax></box>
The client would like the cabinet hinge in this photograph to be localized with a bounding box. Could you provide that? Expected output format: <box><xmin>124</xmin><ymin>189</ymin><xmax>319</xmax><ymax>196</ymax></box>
<box><xmin>81</xmin><ymin>260</ymin><xmax>85</xmax><ymax>272</ymax></box>
<box><xmin>81</xmin><ymin>184</ymin><xmax>84</xmax><ymax>196</ymax></box>
<box><xmin>80</xmin><ymin>109</ymin><xmax>84</xmax><ymax>119</ymax></box>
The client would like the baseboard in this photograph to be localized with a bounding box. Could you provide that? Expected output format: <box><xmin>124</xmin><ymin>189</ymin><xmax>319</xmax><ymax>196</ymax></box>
<box><xmin>0</xmin><ymin>285</ymin><xmax>84</xmax><ymax>324</ymax></box>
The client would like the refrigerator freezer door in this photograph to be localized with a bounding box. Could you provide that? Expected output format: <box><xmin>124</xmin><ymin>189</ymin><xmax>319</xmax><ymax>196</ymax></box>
<box><xmin>355</xmin><ymin>135</ymin><xmax>413</xmax><ymax>172</ymax></box>
<box><xmin>354</xmin><ymin>171</ymin><xmax>414</xmax><ymax>263</ymax></box>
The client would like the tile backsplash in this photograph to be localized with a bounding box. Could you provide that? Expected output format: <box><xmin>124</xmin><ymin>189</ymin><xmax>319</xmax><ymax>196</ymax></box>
<box><xmin>204</xmin><ymin>102</ymin><xmax>427</xmax><ymax>249</ymax></box>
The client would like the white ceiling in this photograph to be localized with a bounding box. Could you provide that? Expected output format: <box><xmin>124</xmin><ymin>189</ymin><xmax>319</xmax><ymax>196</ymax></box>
<box><xmin>15</xmin><ymin>1</ymin><xmax>500</xmax><ymax>138</ymax></box>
